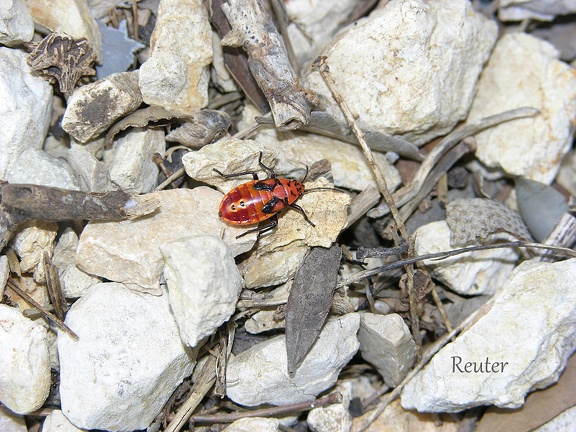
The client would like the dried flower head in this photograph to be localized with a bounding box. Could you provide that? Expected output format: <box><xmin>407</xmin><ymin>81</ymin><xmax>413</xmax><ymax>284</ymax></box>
<box><xmin>28</xmin><ymin>33</ymin><xmax>97</xmax><ymax>95</ymax></box>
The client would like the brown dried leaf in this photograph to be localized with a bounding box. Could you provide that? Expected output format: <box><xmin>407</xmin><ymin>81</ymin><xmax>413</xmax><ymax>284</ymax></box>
<box><xmin>285</xmin><ymin>244</ymin><xmax>342</xmax><ymax>376</ymax></box>
<box><xmin>476</xmin><ymin>354</ymin><xmax>576</xmax><ymax>432</ymax></box>
<box><xmin>28</xmin><ymin>33</ymin><xmax>96</xmax><ymax>95</ymax></box>
<box><xmin>446</xmin><ymin>198</ymin><xmax>533</xmax><ymax>246</ymax></box>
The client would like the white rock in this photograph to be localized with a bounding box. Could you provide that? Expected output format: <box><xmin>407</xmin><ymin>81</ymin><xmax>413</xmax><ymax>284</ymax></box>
<box><xmin>139</xmin><ymin>0</ymin><xmax>212</xmax><ymax>115</ymax></box>
<box><xmin>223</xmin><ymin>417</ymin><xmax>280</xmax><ymax>432</ymax></box>
<box><xmin>401</xmin><ymin>259</ymin><xmax>576</xmax><ymax>412</ymax></box>
<box><xmin>105</xmin><ymin>128</ymin><xmax>165</xmax><ymax>194</ymax></box>
<box><xmin>76</xmin><ymin>188</ymin><xmax>255</xmax><ymax>294</ymax></box>
<box><xmin>0</xmin><ymin>406</ymin><xmax>26</xmax><ymax>432</ymax></box>
<box><xmin>12</xmin><ymin>220</ymin><xmax>58</xmax><ymax>282</ymax></box>
<box><xmin>23</xmin><ymin>0</ymin><xmax>102</xmax><ymax>61</ymax></box>
<box><xmin>0</xmin><ymin>255</ymin><xmax>8</xmax><ymax>299</ymax></box>
<box><xmin>62</xmin><ymin>72</ymin><xmax>142</xmax><ymax>143</ymax></box>
<box><xmin>0</xmin><ymin>47</ymin><xmax>52</xmax><ymax>179</ymax></box>
<box><xmin>308</xmin><ymin>403</ymin><xmax>352</xmax><ymax>432</ymax></box>
<box><xmin>414</xmin><ymin>221</ymin><xmax>520</xmax><ymax>295</ymax></box>
<box><xmin>285</xmin><ymin>0</ymin><xmax>359</xmax><ymax>66</ymax></box>
<box><xmin>52</xmin><ymin>228</ymin><xmax>101</xmax><ymax>298</ymax></box>
<box><xmin>467</xmin><ymin>33</ymin><xmax>576</xmax><ymax>184</ymax></box>
<box><xmin>58</xmin><ymin>282</ymin><xmax>196</xmax><ymax>431</ymax></box>
<box><xmin>358</xmin><ymin>313</ymin><xmax>417</xmax><ymax>387</ymax></box>
<box><xmin>42</xmin><ymin>410</ymin><xmax>84</xmax><ymax>432</ymax></box>
<box><xmin>0</xmin><ymin>305</ymin><xmax>51</xmax><ymax>414</ymax></box>
<box><xmin>67</xmin><ymin>143</ymin><xmax>113</xmax><ymax>192</ymax></box>
<box><xmin>557</xmin><ymin>150</ymin><xmax>576</xmax><ymax>197</ymax></box>
<box><xmin>245</xmin><ymin>309</ymin><xmax>285</xmax><ymax>334</ymax></box>
<box><xmin>7</xmin><ymin>148</ymin><xmax>80</xmax><ymax>190</ymax></box>
<box><xmin>499</xmin><ymin>0</ymin><xmax>576</xmax><ymax>21</ymax></box>
<box><xmin>226</xmin><ymin>314</ymin><xmax>360</xmax><ymax>406</ymax></box>
<box><xmin>161</xmin><ymin>235</ymin><xmax>243</xmax><ymax>347</ymax></box>
<box><xmin>0</xmin><ymin>0</ymin><xmax>34</xmax><ymax>46</ymax></box>
<box><xmin>302</xmin><ymin>0</ymin><xmax>497</xmax><ymax>146</ymax></box>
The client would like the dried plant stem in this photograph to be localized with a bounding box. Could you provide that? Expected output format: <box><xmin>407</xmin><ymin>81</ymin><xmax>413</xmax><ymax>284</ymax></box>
<box><xmin>342</xmin><ymin>241</ymin><xmax>576</xmax><ymax>288</ymax></box>
<box><xmin>7</xmin><ymin>278</ymin><xmax>78</xmax><ymax>340</ymax></box>
<box><xmin>191</xmin><ymin>392</ymin><xmax>343</xmax><ymax>424</ymax></box>
<box><xmin>313</xmin><ymin>56</ymin><xmax>408</xmax><ymax>240</ymax></box>
<box><xmin>352</xmin><ymin>297</ymin><xmax>495</xmax><ymax>432</ymax></box>
<box><xmin>164</xmin><ymin>353</ymin><xmax>217</xmax><ymax>432</ymax></box>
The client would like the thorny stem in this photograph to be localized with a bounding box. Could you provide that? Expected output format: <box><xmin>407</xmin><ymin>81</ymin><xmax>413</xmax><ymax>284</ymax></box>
<box><xmin>191</xmin><ymin>392</ymin><xmax>343</xmax><ymax>424</ymax></box>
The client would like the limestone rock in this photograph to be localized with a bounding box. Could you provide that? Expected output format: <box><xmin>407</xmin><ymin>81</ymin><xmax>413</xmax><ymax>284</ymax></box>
<box><xmin>76</xmin><ymin>188</ymin><xmax>255</xmax><ymax>294</ymax></box>
<box><xmin>161</xmin><ymin>235</ymin><xmax>243</xmax><ymax>347</ymax></box>
<box><xmin>226</xmin><ymin>314</ymin><xmax>360</xmax><ymax>406</ymax></box>
<box><xmin>42</xmin><ymin>410</ymin><xmax>84</xmax><ymax>432</ymax></box>
<box><xmin>104</xmin><ymin>128</ymin><xmax>165</xmax><ymax>194</ymax></box>
<box><xmin>139</xmin><ymin>0</ymin><xmax>212</xmax><ymax>114</ymax></box>
<box><xmin>12</xmin><ymin>220</ymin><xmax>58</xmax><ymax>282</ymax></box>
<box><xmin>62</xmin><ymin>72</ymin><xmax>142</xmax><ymax>143</ymax></box>
<box><xmin>66</xmin><ymin>143</ymin><xmax>113</xmax><ymax>192</ymax></box>
<box><xmin>0</xmin><ymin>405</ymin><xmax>27</xmax><ymax>432</ymax></box>
<box><xmin>0</xmin><ymin>305</ymin><xmax>51</xmax><ymax>415</ymax></box>
<box><xmin>223</xmin><ymin>417</ymin><xmax>280</xmax><ymax>431</ymax></box>
<box><xmin>0</xmin><ymin>0</ymin><xmax>34</xmax><ymax>46</ymax></box>
<box><xmin>308</xmin><ymin>403</ymin><xmax>352</xmax><ymax>432</ymax></box>
<box><xmin>414</xmin><ymin>221</ymin><xmax>520</xmax><ymax>295</ymax></box>
<box><xmin>302</xmin><ymin>0</ymin><xmax>497</xmax><ymax>146</ymax></box>
<box><xmin>401</xmin><ymin>259</ymin><xmax>576</xmax><ymax>412</ymax></box>
<box><xmin>0</xmin><ymin>47</ymin><xmax>52</xmax><ymax>179</ymax></box>
<box><xmin>468</xmin><ymin>33</ymin><xmax>576</xmax><ymax>184</ymax></box>
<box><xmin>358</xmin><ymin>313</ymin><xmax>417</xmax><ymax>387</ymax></box>
<box><xmin>58</xmin><ymin>283</ymin><xmax>196</xmax><ymax>430</ymax></box>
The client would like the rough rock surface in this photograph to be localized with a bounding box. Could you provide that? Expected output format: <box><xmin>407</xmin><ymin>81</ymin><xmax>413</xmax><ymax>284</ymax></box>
<box><xmin>226</xmin><ymin>314</ymin><xmax>360</xmax><ymax>406</ymax></box>
<box><xmin>0</xmin><ymin>0</ymin><xmax>34</xmax><ymax>46</ymax></box>
<box><xmin>58</xmin><ymin>283</ymin><xmax>196</xmax><ymax>431</ymax></box>
<box><xmin>223</xmin><ymin>417</ymin><xmax>281</xmax><ymax>431</ymax></box>
<box><xmin>41</xmin><ymin>410</ymin><xmax>84</xmax><ymax>432</ymax></box>
<box><xmin>468</xmin><ymin>33</ymin><xmax>576</xmax><ymax>184</ymax></box>
<box><xmin>76</xmin><ymin>188</ymin><xmax>255</xmax><ymax>294</ymax></box>
<box><xmin>161</xmin><ymin>235</ymin><xmax>243</xmax><ymax>347</ymax></box>
<box><xmin>302</xmin><ymin>0</ymin><xmax>497</xmax><ymax>146</ymax></box>
<box><xmin>139</xmin><ymin>0</ymin><xmax>212</xmax><ymax>114</ymax></box>
<box><xmin>0</xmin><ymin>47</ymin><xmax>52</xmax><ymax>179</ymax></box>
<box><xmin>0</xmin><ymin>305</ymin><xmax>51</xmax><ymax>415</ymax></box>
<box><xmin>401</xmin><ymin>259</ymin><xmax>576</xmax><ymax>412</ymax></box>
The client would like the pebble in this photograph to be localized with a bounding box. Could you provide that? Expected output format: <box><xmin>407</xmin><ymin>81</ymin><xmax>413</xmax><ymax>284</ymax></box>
<box><xmin>0</xmin><ymin>305</ymin><xmax>51</xmax><ymax>415</ymax></box>
<box><xmin>66</xmin><ymin>143</ymin><xmax>113</xmax><ymax>192</ymax></box>
<box><xmin>302</xmin><ymin>0</ymin><xmax>497</xmax><ymax>146</ymax></box>
<box><xmin>104</xmin><ymin>128</ymin><xmax>165</xmax><ymax>194</ymax></box>
<box><xmin>12</xmin><ymin>220</ymin><xmax>58</xmax><ymax>282</ymax></box>
<box><xmin>226</xmin><ymin>314</ymin><xmax>360</xmax><ymax>406</ymax></box>
<box><xmin>42</xmin><ymin>410</ymin><xmax>84</xmax><ymax>432</ymax></box>
<box><xmin>161</xmin><ymin>235</ymin><xmax>243</xmax><ymax>347</ymax></box>
<box><xmin>58</xmin><ymin>282</ymin><xmax>195</xmax><ymax>430</ymax></box>
<box><xmin>467</xmin><ymin>33</ymin><xmax>576</xmax><ymax>184</ymax></box>
<box><xmin>0</xmin><ymin>256</ymin><xmax>7</xmax><ymax>299</ymax></box>
<box><xmin>76</xmin><ymin>188</ymin><xmax>255</xmax><ymax>294</ymax></box>
<box><xmin>139</xmin><ymin>0</ymin><xmax>212</xmax><ymax>114</ymax></box>
<box><xmin>0</xmin><ymin>0</ymin><xmax>34</xmax><ymax>46</ymax></box>
<box><xmin>0</xmin><ymin>406</ymin><xmax>27</xmax><ymax>432</ymax></box>
<box><xmin>307</xmin><ymin>403</ymin><xmax>352</xmax><ymax>432</ymax></box>
<box><xmin>7</xmin><ymin>148</ymin><xmax>80</xmax><ymax>191</ymax></box>
<box><xmin>62</xmin><ymin>71</ymin><xmax>142</xmax><ymax>143</ymax></box>
<box><xmin>23</xmin><ymin>0</ymin><xmax>102</xmax><ymax>61</ymax></box>
<box><xmin>401</xmin><ymin>258</ymin><xmax>576</xmax><ymax>412</ymax></box>
<box><xmin>52</xmin><ymin>228</ymin><xmax>101</xmax><ymax>298</ymax></box>
<box><xmin>414</xmin><ymin>221</ymin><xmax>520</xmax><ymax>295</ymax></box>
<box><xmin>358</xmin><ymin>313</ymin><xmax>417</xmax><ymax>387</ymax></box>
<box><xmin>0</xmin><ymin>47</ymin><xmax>52</xmax><ymax>179</ymax></box>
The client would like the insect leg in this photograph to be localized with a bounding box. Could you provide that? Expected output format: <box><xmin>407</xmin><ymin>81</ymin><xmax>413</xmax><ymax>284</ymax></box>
<box><xmin>257</xmin><ymin>152</ymin><xmax>276</xmax><ymax>179</ymax></box>
<box><xmin>235</xmin><ymin>214</ymin><xmax>278</xmax><ymax>239</ymax></box>
<box><xmin>213</xmin><ymin>168</ymin><xmax>259</xmax><ymax>180</ymax></box>
<box><xmin>289</xmin><ymin>203</ymin><xmax>316</xmax><ymax>227</ymax></box>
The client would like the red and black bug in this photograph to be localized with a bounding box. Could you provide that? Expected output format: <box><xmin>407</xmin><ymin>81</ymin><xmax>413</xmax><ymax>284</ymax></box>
<box><xmin>214</xmin><ymin>152</ymin><xmax>323</xmax><ymax>238</ymax></box>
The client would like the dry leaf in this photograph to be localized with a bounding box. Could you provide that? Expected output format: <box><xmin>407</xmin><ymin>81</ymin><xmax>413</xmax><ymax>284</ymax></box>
<box><xmin>446</xmin><ymin>198</ymin><xmax>533</xmax><ymax>246</ymax></box>
<box><xmin>285</xmin><ymin>244</ymin><xmax>342</xmax><ymax>375</ymax></box>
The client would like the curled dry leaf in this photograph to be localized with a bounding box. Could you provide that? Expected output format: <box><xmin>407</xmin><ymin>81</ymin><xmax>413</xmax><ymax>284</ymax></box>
<box><xmin>28</xmin><ymin>33</ymin><xmax>97</xmax><ymax>95</ymax></box>
<box><xmin>446</xmin><ymin>198</ymin><xmax>533</xmax><ymax>246</ymax></box>
<box><xmin>165</xmin><ymin>110</ymin><xmax>232</xmax><ymax>148</ymax></box>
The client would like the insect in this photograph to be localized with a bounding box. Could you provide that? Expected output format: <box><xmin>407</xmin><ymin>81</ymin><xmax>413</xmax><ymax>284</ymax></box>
<box><xmin>214</xmin><ymin>152</ymin><xmax>328</xmax><ymax>238</ymax></box>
